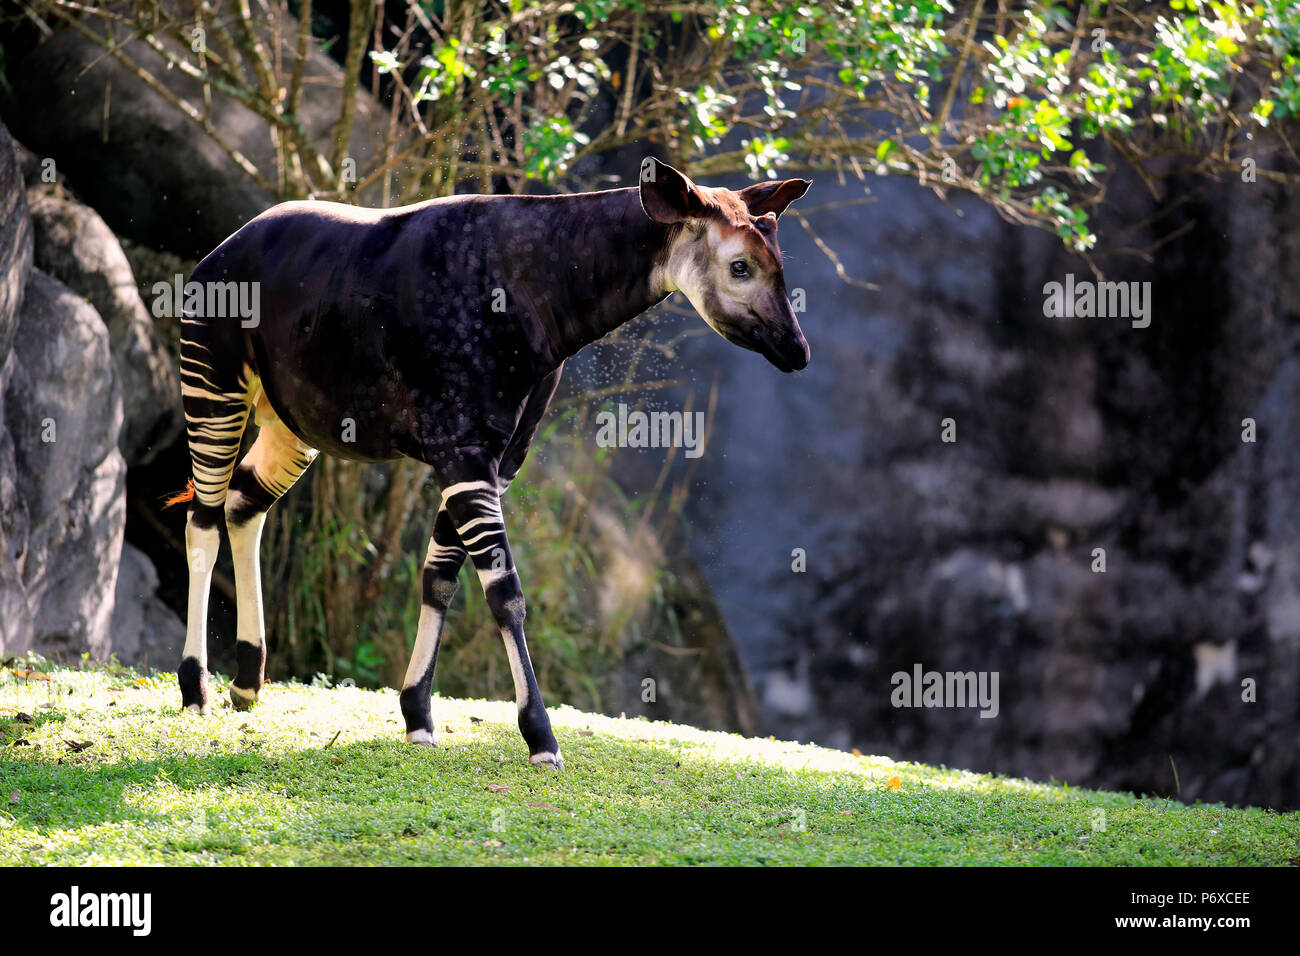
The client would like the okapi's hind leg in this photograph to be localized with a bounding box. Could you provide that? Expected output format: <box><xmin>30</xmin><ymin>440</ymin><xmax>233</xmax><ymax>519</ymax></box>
<box><xmin>181</xmin><ymin>495</ymin><xmax>233</xmax><ymax>714</ymax></box>
<box><xmin>439</xmin><ymin>467</ymin><xmax>562</xmax><ymax>769</ymax></box>
<box><xmin>178</xmin><ymin>336</ymin><xmax>253</xmax><ymax>714</ymax></box>
<box><xmin>224</xmin><ymin>412</ymin><xmax>318</xmax><ymax>710</ymax></box>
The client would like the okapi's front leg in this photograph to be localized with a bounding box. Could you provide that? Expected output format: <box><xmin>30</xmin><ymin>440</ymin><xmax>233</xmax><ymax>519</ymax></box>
<box><xmin>440</xmin><ymin>474</ymin><xmax>562</xmax><ymax>769</ymax></box>
<box><xmin>399</xmin><ymin>504</ymin><xmax>467</xmax><ymax>745</ymax></box>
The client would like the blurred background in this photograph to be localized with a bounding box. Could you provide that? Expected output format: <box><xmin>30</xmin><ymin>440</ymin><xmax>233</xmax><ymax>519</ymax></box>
<box><xmin>1</xmin><ymin>0</ymin><xmax>1298</xmax><ymax>810</ymax></box>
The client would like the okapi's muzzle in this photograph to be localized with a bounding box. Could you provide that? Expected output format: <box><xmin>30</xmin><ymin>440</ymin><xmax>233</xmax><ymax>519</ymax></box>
<box><xmin>764</xmin><ymin>327</ymin><xmax>811</xmax><ymax>373</ymax></box>
<box><xmin>751</xmin><ymin>295</ymin><xmax>810</xmax><ymax>373</ymax></box>
<box><xmin>733</xmin><ymin>314</ymin><xmax>809</xmax><ymax>372</ymax></box>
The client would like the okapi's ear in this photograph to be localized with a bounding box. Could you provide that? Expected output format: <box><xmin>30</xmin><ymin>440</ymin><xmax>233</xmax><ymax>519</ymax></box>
<box><xmin>737</xmin><ymin>178</ymin><xmax>812</xmax><ymax>218</ymax></box>
<box><xmin>639</xmin><ymin>158</ymin><xmax>706</xmax><ymax>224</ymax></box>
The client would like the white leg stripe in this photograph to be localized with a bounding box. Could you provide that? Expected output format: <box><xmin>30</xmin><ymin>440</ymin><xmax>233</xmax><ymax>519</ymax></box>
<box><xmin>402</xmin><ymin>603</ymin><xmax>446</xmax><ymax>689</ymax></box>
<box><xmin>501</xmin><ymin>628</ymin><xmax>530</xmax><ymax>711</ymax></box>
<box><xmin>440</xmin><ymin>480</ymin><xmax>497</xmax><ymax>501</ymax></box>
<box><xmin>459</xmin><ymin>526</ymin><xmax>502</xmax><ymax>548</ymax></box>
<box><xmin>456</xmin><ymin>513</ymin><xmax>502</xmax><ymax>535</ymax></box>
<box><xmin>427</xmin><ymin>543</ymin><xmax>465</xmax><ymax>562</ymax></box>
<box><xmin>476</xmin><ymin>566</ymin><xmax>514</xmax><ymax>589</ymax></box>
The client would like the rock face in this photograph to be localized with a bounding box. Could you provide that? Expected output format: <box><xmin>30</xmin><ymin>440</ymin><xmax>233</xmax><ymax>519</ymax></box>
<box><xmin>0</xmin><ymin>268</ymin><xmax>125</xmax><ymax>658</ymax></box>
<box><xmin>27</xmin><ymin>194</ymin><xmax>182</xmax><ymax>465</ymax></box>
<box><xmin>0</xmin><ymin>120</ymin><xmax>36</xmax><ymax>640</ymax></box>
<box><xmin>0</xmin><ymin>127</ymin><xmax>31</xmax><ymax>367</ymax></box>
<box><xmin>649</xmin><ymin>162</ymin><xmax>1300</xmax><ymax>809</ymax></box>
<box><xmin>0</xmin><ymin>119</ymin><xmax>183</xmax><ymax>664</ymax></box>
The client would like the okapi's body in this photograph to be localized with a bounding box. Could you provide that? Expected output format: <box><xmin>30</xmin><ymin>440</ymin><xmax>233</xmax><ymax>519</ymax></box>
<box><xmin>176</xmin><ymin>160</ymin><xmax>810</xmax><ymax>768</ymax></box>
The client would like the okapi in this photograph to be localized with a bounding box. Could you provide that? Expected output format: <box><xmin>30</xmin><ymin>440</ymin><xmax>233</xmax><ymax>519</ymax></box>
<box><xmin>173</xmin><ymin>159</ymin><xmax>810</xmax><ymax>769</ymax></box>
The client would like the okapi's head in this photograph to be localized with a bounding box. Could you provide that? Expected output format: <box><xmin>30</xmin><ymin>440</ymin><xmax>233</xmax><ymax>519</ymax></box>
<box><xmin>640</xmin><ymin>159</ymin><xmax>812</xmax><ymax>372</ymax></box>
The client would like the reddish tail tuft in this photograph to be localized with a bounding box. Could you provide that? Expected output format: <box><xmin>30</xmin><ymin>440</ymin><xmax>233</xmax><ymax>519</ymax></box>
<box><xmin>161</xmin><ymin>478</ymin><xmax>195</xmax><ymax>510</ymax></box>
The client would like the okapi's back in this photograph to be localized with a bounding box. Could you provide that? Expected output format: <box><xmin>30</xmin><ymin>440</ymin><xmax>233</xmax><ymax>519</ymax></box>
<box><xmin>184</xmin><ymin>198</ymin><xmax>542</xmax><ymax>463</ymax></box>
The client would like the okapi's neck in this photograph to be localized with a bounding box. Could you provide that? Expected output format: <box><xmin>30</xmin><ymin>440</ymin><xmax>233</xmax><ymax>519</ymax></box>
<box><xmin>512</xmin><ymin>187</ymin><xmax>676</xmax><ymax>369</ymax></box>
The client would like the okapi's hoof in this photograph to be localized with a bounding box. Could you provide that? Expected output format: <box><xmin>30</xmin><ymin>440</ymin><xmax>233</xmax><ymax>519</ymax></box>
<box><xmin>405</xmin><ymin>729</ymin><xmax>437</xmax><ymax>747</ymax></box>
<box><xmin>178</xmin><ymin>657</ymin><xmax>209</xmax><ymax>714</ymax></box>
<box><xmin>229</xmin><ymin>685</ymin><xmax>258</xmax><ymax>711</ymax></box>
<box><xmin>530</xmin><ymin>751</ymin><xmax>564</xmax><ymax>772</ymax></box>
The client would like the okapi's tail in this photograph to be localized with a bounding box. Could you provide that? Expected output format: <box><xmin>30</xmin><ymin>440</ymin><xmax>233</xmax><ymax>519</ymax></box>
<box><xmin>161</xmin><ymin>478</ymin><xmax>195</xmax><ymax>510</ymax></box>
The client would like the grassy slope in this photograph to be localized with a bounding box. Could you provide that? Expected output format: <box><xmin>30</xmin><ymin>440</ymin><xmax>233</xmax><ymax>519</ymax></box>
<box><xmin>1</xmin><ymin>662</ymin><xmax>1296</xmax><ymax>866</ymax></box>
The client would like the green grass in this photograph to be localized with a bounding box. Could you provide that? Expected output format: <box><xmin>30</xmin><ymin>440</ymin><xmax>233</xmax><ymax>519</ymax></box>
<box><xmin>1</xmin><ymin>660</ymin><xmax>1297</xmax><ymax>866</ymax></box>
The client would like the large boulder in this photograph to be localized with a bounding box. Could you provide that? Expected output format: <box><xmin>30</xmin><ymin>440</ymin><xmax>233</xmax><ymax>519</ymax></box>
<box><xmin>0</xmin><ymin>118</ymin><xmax>183</xmax><ymax>663</ymax></box>
<box><xmin>0</xmin><ymin>363</ymin><xmax>34</xmax><ymax>641</ymax></box>
<box><xmin>0</xmin><ymin>120</ymin><xmax>37</xmax><ymax>645</ymax></box>
<box><xmin>27</xmin><ymin>194</ymin><xmax>182</xmax><ymax>465</ymax></box>
<box><xmin>0</xmin><ymin>269</ymin><xmax>125</xmax><ymax>658</ymax></box>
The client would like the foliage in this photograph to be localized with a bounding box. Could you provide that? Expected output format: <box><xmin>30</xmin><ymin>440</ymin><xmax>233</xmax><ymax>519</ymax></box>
<box><xmin>3</xmin><ymin>660</ymin><xmax>1297</xmax><ymax>865</ymax></box>
<box><xmin>24</xmin><ymin>1</ymin><xmax>1300</xmax><ymax>252</ymax></box>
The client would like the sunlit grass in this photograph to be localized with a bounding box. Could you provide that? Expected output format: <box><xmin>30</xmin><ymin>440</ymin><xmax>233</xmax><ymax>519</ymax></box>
<box><xmin>1</xmin><ymin>660</ymin><xmax>1296</xmax><ymax>866</ymax></box>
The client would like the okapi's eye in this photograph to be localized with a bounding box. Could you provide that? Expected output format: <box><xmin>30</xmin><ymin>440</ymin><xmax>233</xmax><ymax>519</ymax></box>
<box><xmin>730</xmin><ymin>259</ymin><xmax>750</xmax><ymax>279</ymax></box>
